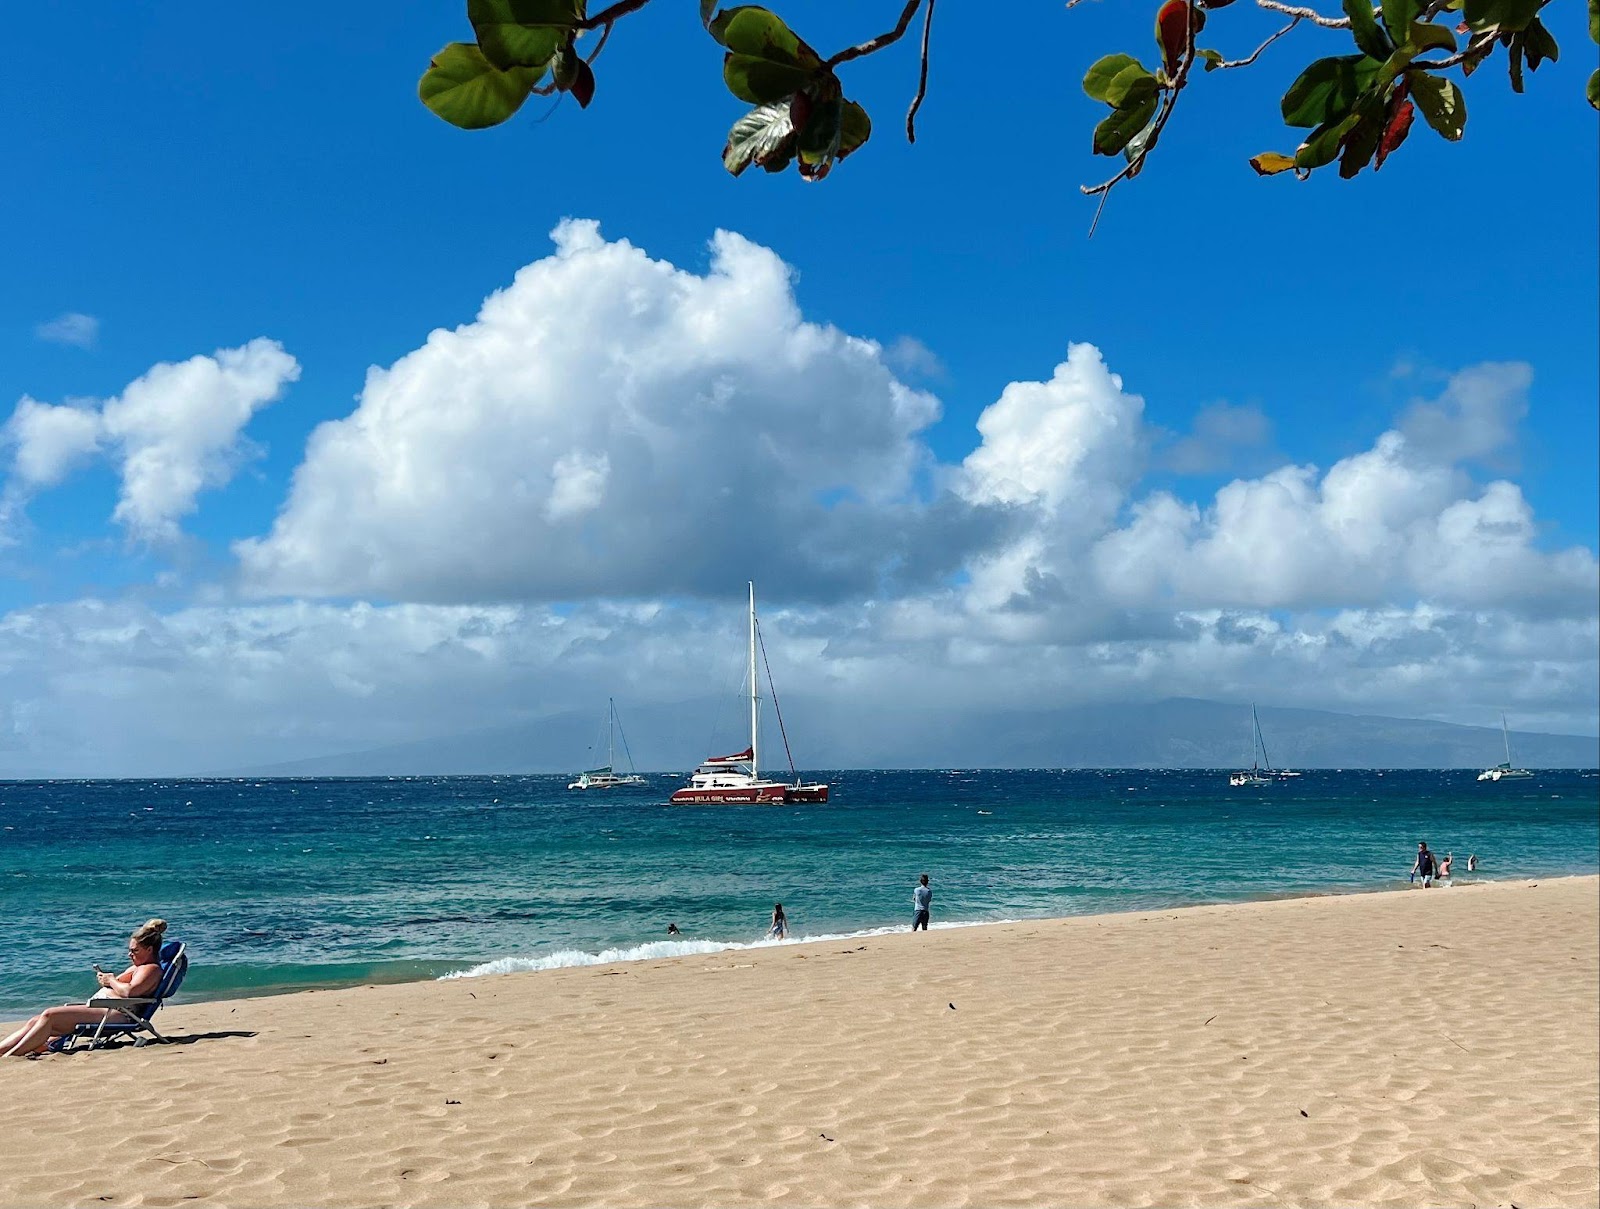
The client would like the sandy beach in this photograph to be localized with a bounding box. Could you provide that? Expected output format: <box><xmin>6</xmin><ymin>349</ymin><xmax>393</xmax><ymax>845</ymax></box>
<box><xmin>3</xmin><ymin>876</ymin><xmax>1596</xmax><ymax>1208</ymax></box>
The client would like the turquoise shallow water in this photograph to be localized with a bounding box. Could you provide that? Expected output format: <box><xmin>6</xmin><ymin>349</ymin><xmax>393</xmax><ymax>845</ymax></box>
<box><xmin>2</xmin><ymin>769</ymin><xmax>1596</xmax><ymax>1020</ymax></box>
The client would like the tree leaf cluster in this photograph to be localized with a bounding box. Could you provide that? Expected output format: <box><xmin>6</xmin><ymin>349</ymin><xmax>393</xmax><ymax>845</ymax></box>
<box><xmin>414</xmin><ymin>0</ymin><xmax>1594</xmax><ymax>202</ymax></box>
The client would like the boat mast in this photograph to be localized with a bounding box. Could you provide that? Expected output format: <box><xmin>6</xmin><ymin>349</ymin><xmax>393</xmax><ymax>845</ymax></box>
<box><xmin>607</xmin><ymin>697</ymin><xmax>617</xmax><ymax>770</ymax></box>
<box><xmin>1502</xmin><ymin>713</ymin><xmax>1512</xmax><ymax>765</ymax></box>
<box><xmin>1254</xmin><ymin>704</ymin><xmax>1273</xmax><ymax>772</ymax></box>
<box><xmin>748</xmin><ymin>582</ymin><xmax>759</xmax><ymax>779</ymax></box>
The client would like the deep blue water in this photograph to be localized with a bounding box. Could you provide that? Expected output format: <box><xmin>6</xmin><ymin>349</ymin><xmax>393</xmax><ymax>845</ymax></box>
<box><xmin>2</xmin><ymin>769</ymin><xmax>1596</xmax><ymax>1020</ymax></box>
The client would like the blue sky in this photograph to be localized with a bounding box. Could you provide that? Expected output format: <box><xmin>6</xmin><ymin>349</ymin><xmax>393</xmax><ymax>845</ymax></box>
<box><xmin>1</xmin><ymin>2</ymin><xmax>1596</xmax><ymax>773</ymax></box>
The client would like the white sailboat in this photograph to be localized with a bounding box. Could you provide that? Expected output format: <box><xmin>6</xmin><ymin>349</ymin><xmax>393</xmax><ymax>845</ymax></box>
<box><xmin>1477</xmin><ymin>715</ymin><xmax>1534</xmax><ymax>782</ymax></box>
<box><xmin>567</xmin><ymin>698</ymin><xmax>648</xmax><ymax>791</ymax></box>
<box><xmin>670</xmin><ymin>583</ymin><xmax>829</xmax><ymax>805</ymax></box>
<box><xmin>1228</xmin><ymin>704</ymin><xmax>1276</xmax><ymax>787</ymax></box>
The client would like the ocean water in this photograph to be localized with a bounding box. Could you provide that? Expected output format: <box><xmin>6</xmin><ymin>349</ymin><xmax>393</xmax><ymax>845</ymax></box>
<box><xmin>2</xmin><ymin>769</ymin><xmax>1596</xmax><ymax>1021</ymax></box>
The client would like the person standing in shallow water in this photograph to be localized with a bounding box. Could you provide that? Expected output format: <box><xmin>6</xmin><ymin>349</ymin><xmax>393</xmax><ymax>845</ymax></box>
<box><xmin>912</xmin><ymin>874</ymin><xmax>932</xmax><ymax>931</ymax></box>
<box><xmin>1411</xmin><ymin>841</ymin><xmax>1436</xmax><ymax>888</ymax></box>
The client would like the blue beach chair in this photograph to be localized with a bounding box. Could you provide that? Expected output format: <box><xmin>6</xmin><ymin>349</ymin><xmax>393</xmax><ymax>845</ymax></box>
<box><xmin>60</xmin><ymin>940</ymin><xmax>188</xmax><ymax>1052</ymax></box>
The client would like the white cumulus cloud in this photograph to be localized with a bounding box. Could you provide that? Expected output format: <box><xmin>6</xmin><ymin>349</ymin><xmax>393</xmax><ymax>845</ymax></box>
<box><xmin>2</xmin><ymin>338</ymin><xmax>300</xmax><ymax>543</ymax></box>
<box><xmin>237</xmin><ymin>220</ymin><xmax>967</xmax><ymax>602</ymax></box>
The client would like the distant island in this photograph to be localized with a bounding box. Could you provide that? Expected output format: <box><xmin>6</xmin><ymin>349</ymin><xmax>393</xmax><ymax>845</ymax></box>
<box><xmin>219</xmin><ymin>697</ymin><xmax>1599</xmax><ymax>778</ymax></box>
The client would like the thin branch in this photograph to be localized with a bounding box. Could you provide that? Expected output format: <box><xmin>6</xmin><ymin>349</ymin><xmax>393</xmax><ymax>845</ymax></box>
<box><xmin>1219</xmin><ymin>17</ymin><xmax>1302</xmax><ymax>68</ymax></box>
<box><xmin>1409</xmin><ymin>33</ymin><xmax>1498</xmax><ymax>71</ymax></box>
<box><xmin>576</xmin><ymin>0</ymin><xmax>656</xmax><ymax>31</ymax></box>
<box><xmin>826</xmin><ymin>0</ymin><xmax>924</xmax><ymax>68</ymax></box>
<box><xmin>583</xmin><ymin>20</ymin><xmax>615</xmax><ymax>65</ymax></box>
<box><xmin>906</xmin><ymin>0</ymin><xmax>936</xmax><ymax>143</ymax></box>
<box><xmin>1255</xmin><ymin>0</ymin><xmax>1350</xmax><ymax>28</ymax></box>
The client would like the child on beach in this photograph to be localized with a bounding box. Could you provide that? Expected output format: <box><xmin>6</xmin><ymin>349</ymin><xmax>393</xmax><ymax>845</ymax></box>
<box><xmin>1439</xmin><ymin>852</ymin><xmax>1454</xmax><ymax>881</ymax></box>
<box><xmin>768</xmin><ymin>904</ymin><xmax>788</xmax><ymax>940</ymax></box>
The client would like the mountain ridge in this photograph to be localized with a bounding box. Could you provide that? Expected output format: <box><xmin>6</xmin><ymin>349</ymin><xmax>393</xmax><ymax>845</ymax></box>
<box><xmin>217</xmin><ymin>697</ymin><xmax>1599</xmax><ymax>777</ymax></box>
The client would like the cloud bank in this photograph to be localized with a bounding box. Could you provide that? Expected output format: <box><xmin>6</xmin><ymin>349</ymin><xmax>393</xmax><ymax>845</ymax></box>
<box><xmin>0</xmin><ymin>223</ymin><xmax>1593</xmax><ymax>773</ymax></box>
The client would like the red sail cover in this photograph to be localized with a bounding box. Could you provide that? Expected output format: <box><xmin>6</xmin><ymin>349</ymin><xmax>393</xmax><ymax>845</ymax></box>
<box><xmin>705</xmin><ymin>748</ymin><xmax>754</xmax><ymax>764</ymax></box>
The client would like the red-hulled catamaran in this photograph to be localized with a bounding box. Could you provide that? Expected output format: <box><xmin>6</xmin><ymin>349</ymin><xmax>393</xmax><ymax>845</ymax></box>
<box><xmin>669</xmin><ymin>583</ymin><xmax>829</xmax><ymax>805</ymax></box>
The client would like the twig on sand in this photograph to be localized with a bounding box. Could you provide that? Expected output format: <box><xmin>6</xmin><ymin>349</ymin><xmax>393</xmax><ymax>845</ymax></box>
<box><xmin>1442</xmin><ymin>1033</ymin><xmax>1472</xmax><ymax>1053</ymax></box>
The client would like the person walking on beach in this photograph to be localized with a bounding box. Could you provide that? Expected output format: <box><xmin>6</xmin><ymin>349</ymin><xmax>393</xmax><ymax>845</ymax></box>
<box><xmin>768</xmin><ymin>903</ymin><xmax>788</xmax><ymax>940</ymax></box>
<box><xmin>1411</xmin><ymin>841</ymin><xmax>1436</xmax><ymax>888</ymax></box>
<box><xmin>912</xmin><ymin>874</ymin><xmax>932</xmax><ymax>931</ymax></box>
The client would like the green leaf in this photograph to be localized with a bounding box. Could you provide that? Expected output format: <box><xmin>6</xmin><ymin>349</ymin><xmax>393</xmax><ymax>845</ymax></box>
<box><xmin>1590</xmin><ymin>0</ymin><xmax>1599</xmax><ymax>44</ymax></box>
<box><xmin>1588</xmin><ymin>67</ymin><xmax>1600</xmax><ymax>109</ymax></box>
<box><xmin>1344</xmin><ymin>0</ymin><xmax>1393</xmax><ymax>60</ymax></box>
<box><xmin>1463</xmin><ymin>0</ymin><xmax>1541</xmax><ymax>32</ymax></box>
<box><xmin>1406</xmin><ymin>21</ymin><xmax>1458</xmax><ymax>53</ymax></box>
<box><xmin>837</xmin><ymin>99</ymin><xmax>871</xmax><ymax>159</ymax></box>
<box><xmin>1083</xmin><ymin>53</ymin><xmax>1142</xmax><ymax>102</ymax></box>
<box><xmin>419</xmin><ymin>42</ymin><xmax>541</xmax><ymax>129</ymax></box>
<box><xmin>1338</xmin><ymin>114</ymin><xmax>1382</xmax><ymax>177</ymax></box>
<box><xmin>723</xmin><ymin>54</ymin><xmax>816</xmax><ymax>104</ymax></box>
<box><xmin>468</xmin><ymin>0</ymin><xmax>576</xmax><ymax>69</ymax></box>
<box><xmin>1522</xmin><ymin>17</ymin><xmax>1559</xmax><ymax>68</ymax></box>
<box><xmin>1093</xmin><ymin>95</ymin><xmax>1159</xmax><ymax>156</ymax></box>
<box><xmin>701</xmin><ymin>0</ymin><xmax>718</xmax><ymax>27</ymax></box>
<box><xmin>1294</xmin><ymin>114</ymin><xmax>1361</xmax><ymax>168</ymax></box>
<box><xmin>1249</xmin><ymin>151</ymin><xmax>1299</xmax><ymax>175</ymax></box>
<box><xmin>796</xmin><ymin>97</ymin><xmax>842</xmax><ymax>157</ymax></box>
<box><xmin>1123</xmin><ymin>105</ymin><xmax>1163</xmax><ymax>166</ymax></box>
<box><xmin>723</xmin><ymin>101</ymin><xmax>795</xmax><ymax>176</ymax></box>
<box><xmin>552</xmin><ymin>43</ymin><xmax>579</xmax><ymax>90</ymax></box>
<box><xmin>709</xmin><ymin>6</ymin><xmax>822</xmax><ymax>69</ymax></box>
<box><xmin>1280</xmin><ymin>55</ymin><xmax>1384</xmax><ymax>128</ymax></box>
<box><xmin>1103</xmin><ymin>63</ymin><xmax>1160</xmax><ymax>108</ymax></box>
<box><xmin>1380</xmin><ymin>0</ymin><xmax>1421</xmax><ymax>37</ymax></box>
<box><xmin>1198</xmin><ymin>47</ymin><xmax>1225</xmax><ymax>71</ymax></box>
<box><xmin>1410</xmin><ymin>72</ymin><xmax>1467</xmax><ymax>138</ymax></box>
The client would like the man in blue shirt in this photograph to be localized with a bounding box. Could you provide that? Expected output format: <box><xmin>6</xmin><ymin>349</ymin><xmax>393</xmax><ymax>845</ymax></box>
<box><xmin>912</xmin><ymin>873</ymin><xmax>932</xmax><ymax>931</ymax></box>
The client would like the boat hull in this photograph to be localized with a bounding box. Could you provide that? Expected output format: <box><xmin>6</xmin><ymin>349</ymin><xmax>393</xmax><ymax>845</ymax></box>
<box><xmin>669</xmin><ymin>783</ymin><xmax>789</xmax><ymax>805</ymax></box>
<box><xmin>785</xmin><ymin>782</ymin><xmax>829</xmax><ymax>803</ymax></box>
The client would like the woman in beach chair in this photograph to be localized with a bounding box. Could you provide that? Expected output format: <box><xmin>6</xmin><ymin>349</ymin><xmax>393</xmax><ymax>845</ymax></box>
<box><xmin>1</xmin><ymin>919</ymin><xmax>170</xmax><ymax>1057</ymax></box>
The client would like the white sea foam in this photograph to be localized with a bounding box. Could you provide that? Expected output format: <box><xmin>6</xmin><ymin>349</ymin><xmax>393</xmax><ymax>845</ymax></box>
<box><xmin>439</xmin><ymin>919</ymin><xmax>1005</xmax><ymax>981</ymax></box>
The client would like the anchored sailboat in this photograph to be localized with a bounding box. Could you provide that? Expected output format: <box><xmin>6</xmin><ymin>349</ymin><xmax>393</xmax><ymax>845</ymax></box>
<box><xmin>670</xmin><ymin>583</ymin><xmax>829</xmax><ymax>805</ymax></box>
<box><xmin>1228</xmin><ymin>704</ymin><xmax>1277</xmax><ymax>787</ymax></box>
<box><xmin>567</xmin><ymin>698</ymin><xmax>648</xmax><ymax>791</ymax></box>
<box><xmin>1477</xmin><ymin>715</ymin><xmax>1534</xmax><ymax>782</ymax></box>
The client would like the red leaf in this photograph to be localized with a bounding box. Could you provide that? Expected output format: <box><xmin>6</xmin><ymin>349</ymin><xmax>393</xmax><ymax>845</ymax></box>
<box><xmin>571</xmin><ymin>60</ymin><xmax>595</xmax><ymax>109</ymax></box>
<box><xmin>1374</xmin><ymin>96</ymin><xmax>1414</xmax><ymax>170</ymax></box>
<box><xmin>1155</xmin><ymin>0</ymin><xmax>1192</xmax><ymax>76</ymax></box>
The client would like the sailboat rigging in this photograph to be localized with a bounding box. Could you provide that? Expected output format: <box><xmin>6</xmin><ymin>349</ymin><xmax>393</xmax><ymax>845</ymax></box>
<box><xmin>567</xmin><ymin>698</ymin><xmax>648</xmax><ymax>791</ymax></box>
<box><xmin>669</xmin><ymin>583</ymin><xmax>829</xmax><ymax>805</ymax></box>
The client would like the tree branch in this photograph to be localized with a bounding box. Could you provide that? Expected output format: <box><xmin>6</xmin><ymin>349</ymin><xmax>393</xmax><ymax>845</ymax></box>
<box><xmin>826</xmin><ymin>0</ymin><xmax>924</xmax><ymax>68</ymax></box>
<box><xmin>1219</xmin><ymin>17</ymin><xmax>1302</xmax><ymax>68</ymax></box>
<box><xmin>1409</xmin><ymin>32</ymin><xmax>1498</xmax><ymax>71</ymax></box>
<box><xmin>577</xmin><ymin>0</ymin><xmax>656</xmax><ymax>31</ymax></box>
<box><xmin>906</xmin><ymin>0</ymin><xmax>936</xmax><ymax>143</ymax></box>
<box><xmin>1081</xmin><ymin>12</ymin><xmax>1206</xmax><ymax>235</ymax></box>
<box><xmin>1255</xmin><ymin>0</ymin><xmax>1350</xmax><ymax>28</ymax></box>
